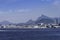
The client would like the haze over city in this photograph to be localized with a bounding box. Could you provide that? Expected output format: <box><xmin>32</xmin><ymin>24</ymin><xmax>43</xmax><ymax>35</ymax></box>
<box><xmin>0</xmin><ymin>0</ymin><xmax>60</xmax><ymax>23</ymax></box>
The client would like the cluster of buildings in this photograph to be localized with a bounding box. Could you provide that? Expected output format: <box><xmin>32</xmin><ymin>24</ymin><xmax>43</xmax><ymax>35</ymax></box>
<box><xmin>0</xmin><ymin>23</ymin><xmax>60</xmax><ymax>29</ymax></box>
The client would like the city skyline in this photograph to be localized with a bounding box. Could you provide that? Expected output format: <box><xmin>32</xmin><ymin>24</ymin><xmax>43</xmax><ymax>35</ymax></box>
<box><xmin>0</xmin><ymin>0</ymin><xmax>60</xmax><ymax>23</ymax></box>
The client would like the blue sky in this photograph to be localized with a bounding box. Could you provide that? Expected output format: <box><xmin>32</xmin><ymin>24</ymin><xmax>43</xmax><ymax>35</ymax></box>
<box><xmin>0</xmin><ymin>0</ymin><xmax>60</xmax><ymax>23</ymax></box>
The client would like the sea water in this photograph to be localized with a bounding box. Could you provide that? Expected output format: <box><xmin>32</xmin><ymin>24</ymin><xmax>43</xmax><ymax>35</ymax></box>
<box><xmin>0</xmin><ymin>28</ymin><xmax>60</xmax><ymax>40</ymax></box>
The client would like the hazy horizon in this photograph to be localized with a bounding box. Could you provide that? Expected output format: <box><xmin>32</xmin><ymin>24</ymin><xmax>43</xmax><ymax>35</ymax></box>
<box><xmin>0</xmin><ymin>0</ymin><xmax>60</xmax><ymax>23</ymax></box>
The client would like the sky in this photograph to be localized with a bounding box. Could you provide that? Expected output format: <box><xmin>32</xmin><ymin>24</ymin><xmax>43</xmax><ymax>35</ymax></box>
<box><xmin>0</xmin><ymin>0</ymin><xmax>60</xmax><ymax>23</ymax></box>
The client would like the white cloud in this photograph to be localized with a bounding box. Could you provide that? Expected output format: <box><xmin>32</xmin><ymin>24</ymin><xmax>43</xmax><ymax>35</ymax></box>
<box><xmin>51</xmin><ymin>0</ymin><xmax>60</xmax><ymax>9</ymax></box>
<box><xmin>0</xmin><ymin>9</ymin><xmax>31</xmax><ymax>14</ymax></box>
<box><xmin>16</xmin><ymin>9</ymin><xmax>30</xmax><ymax>12</ymax></box>
<box><xmin>53</xmin><ymin>0</ymin><xmax>60</xmax><ymax>6</ymax></box>
<box><xmin>15</xmin><ymin>9</ymin><xmax>30</xmax><ymax>13</ymax></box>
<box><xmin>41</xmin><ymin>0</ymin><xmax>51</xmax><ymax>2</ymax></box>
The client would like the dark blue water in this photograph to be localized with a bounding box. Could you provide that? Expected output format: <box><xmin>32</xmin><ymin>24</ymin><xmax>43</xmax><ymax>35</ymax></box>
<box><xmin>0</xmin><ymin>28</ymin><xmax>60</xmax><ymax>40</ymax></box>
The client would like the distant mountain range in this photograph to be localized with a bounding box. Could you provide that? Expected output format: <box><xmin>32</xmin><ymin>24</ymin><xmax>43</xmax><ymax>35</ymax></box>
<box><xmin>0</xmin><ymin>21</ymin><xmax>14</xmax><ymax>25</ymax></box>
<box><xmin>0</xmin><ymin>15</ymin><xmax>60</xmax><ymax>25</ymax></box>
<box><xmin>17</xmin><ymin>15</ymin><xmax>60</xmax><ymax>25</ymax></box>
<box><xmin>35</xmin><ymin>15</ymin><xmax>55</xmax><ymax>24</ymax></box>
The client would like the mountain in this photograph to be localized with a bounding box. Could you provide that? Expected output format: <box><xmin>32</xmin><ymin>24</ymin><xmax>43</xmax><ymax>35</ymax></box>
<box><xmin>17</xmin><ymin>19</ymin><xmax>36</xmax><ymax>26</ymax></box>
<box><xmin>17</xmin><ymin>23</ymin><xmax>26</xmax><ymax>26</ymax></box>
<box><xmin>36</xmin><ymin>15</ymin><xmax>52</xmax><ymax>21</ymax></box>
<box><xmin>0</xmin><ymin>21</ymin><xmax>14</xmax><ymax>25</ymax></box>
<box><xmin>25</xmin><ymin>15</ymin><xmax>55</xmax><ymax>25</ymax></box>
<box><xmin>25</xmin><ymin>19</ymin><xmax>35</xmax><ymax>25</ymax></box>
<box><xmin>35</xmin><ymin>15</ymin><xmax>55</xmax><ymax>24</ymax></box>
<box><xmin>17</xmin><ymin>15</ymin><xmax>60</xmax><ymax>25</ymax></box>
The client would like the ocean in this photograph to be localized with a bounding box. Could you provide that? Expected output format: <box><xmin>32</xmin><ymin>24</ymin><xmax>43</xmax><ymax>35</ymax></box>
<box><xmin>0</xmin><ymin>28</ymin><xmax>60</xmax><ymax>40</ymax></box>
